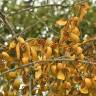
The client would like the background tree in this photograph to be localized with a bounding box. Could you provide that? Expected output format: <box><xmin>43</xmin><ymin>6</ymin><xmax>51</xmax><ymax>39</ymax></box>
<box><xmin>0</xmin><ymin>0</ymin><xmax>95</xmax><ymax>40</ymax></box>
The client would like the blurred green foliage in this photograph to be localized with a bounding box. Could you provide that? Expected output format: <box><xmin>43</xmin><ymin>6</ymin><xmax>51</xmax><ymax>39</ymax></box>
<box><xmin>0</xmin><ymin>0</ymin><xmax>95</xmax><ymax>42</ymax></box>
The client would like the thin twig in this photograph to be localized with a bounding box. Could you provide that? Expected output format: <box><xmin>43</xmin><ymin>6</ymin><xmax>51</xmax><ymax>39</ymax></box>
<box><xmin>0</xmin><ymin>11</ymin><xmax>16</xmax><ymax>36</ymax></box>
<box><xmin>20</xmin><ymin>12</ymin><xmax>59</xmax><ymax>37</ymax></box>
<box><xmin>19</xmin><ymin>20</ymin><xmax>40</xmax><ymax>36</ymax></box>
<box><xmin>81</xmin><ymin>37</ymin><xmax>96</xmax><ymax>45</ymax></box>
<box><xmin>35</xmin><ymin>15</ymin><xmax>58</xmax><ymax>34</ymax></box>
<box><xmin>7</xmin><ymin>0</ymin><xmax>87</xmax><ymax>15</ymax></box>
<box><xmin>0</xmin><ymin>57</ymin><xmax>74</xmax><ymax>76</ymax></box>
<box><xmin>0</xmin><ymin>56</ymin><xmax>96</xmax><ymax>77</ymax></box>
<box><xmin>7</xmin><ymin>4</ymin><xmax>69</xmax><ymax>15</ymax></box>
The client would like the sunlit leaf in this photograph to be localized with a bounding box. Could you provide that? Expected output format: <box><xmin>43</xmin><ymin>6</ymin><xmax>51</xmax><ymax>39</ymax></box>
<box><xmin>80</xmin><ymin>87</ymin><xmax>89</xmax><ymax>94</ymax></box>
<box><xmin>56</xmin><ymin>18</ymin><xmax>67</xmax><ymax>26</ymax></box>
<box><xmin>57</xmin><ymin>71</ymin><xmax>65</xmax><ymax>80</ymax></box>
<box><xmin>35</xmin><ymin>70</ymin><xmax>42</xmax><ymax>79</ymax></box>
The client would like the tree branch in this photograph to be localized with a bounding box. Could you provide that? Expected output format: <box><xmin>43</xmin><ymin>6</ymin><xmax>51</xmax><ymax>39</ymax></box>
<box><xmin>7</xmin><ymin>0</ymin><xmax>88</xmax><ymax>15</ymax></box>
<box><xmin>0</xmin><ymin>56</ymin><xmax>96</xmax><ymax>77</ymax></box>
<box><xmin>8</xmin><ymin>4</ymin><xmax>69</xmax><ymax>15</ymax></box>
<box><xmin>0</xmin><ymin>11</ymin><xmax>16</xmax><ymax>37</ymax></box>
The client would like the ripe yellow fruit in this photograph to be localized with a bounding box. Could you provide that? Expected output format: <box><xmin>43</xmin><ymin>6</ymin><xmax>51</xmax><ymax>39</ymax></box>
<box><xmin>22</xmin><ymin>57</ymin><xmax>29</xmax><ymax>64</ymax></box>
<box><xmin>56</xmin><ymin>18</ymin><xmax>67</xmax><ymax>26</ymax></box>
<box><xmin>31</xmin><ymin>46</ymin><xmax>37</xmax><ymax>60</ymax></box>
<box><xmin>46</xmin><ymin>46</ymin><xmax>52</xmax><ymax>59</ymax></box>
<box><xmin>9</xmin><ymin>41</ymin><xmax>16</xmax><ymax>49</ymax></box>
<box><xmin>54</xmin><ymin>48</ymin><xmax>59</xmax><ymax>55</ymax></box>
<box><xmin>80</xmin><ymin>86</ymin><xmax>88</xmax><ymax>94</ymax></box>
<box><xmin>57</xmin><ymin>63</ymin><xmax>63</xmax><ymax>70</ymax></box>
<box><xmin>2</xmin><ymin>52</ymin><xmax>13</xmax><ymax>64</ymax></box>
<box><xmin>79</xmin><ymin>53</ymin><xmax>84</xmax><ymax>60</ymax></box>
<box><xmin>16</xmin><ymin>43</ymin><xmax>20</xmax><ymax>60</ymax></box>
<box><xmin>34</xmin><ymin>64</ymin><xmax>41</xmax><ymax>71</ymax></box>
<box><xmin>51</xmin><ymin>65</ymin><xmax>57</xmax><ymax>75</ymax></box>
<box><xmin>79</xmin><ymin>65</ymin><xmax>85</xmax><ymax>71</ymax></box>
<box><xmin>84</xmin><ymin>78</ymin><xmax>92</xmax><ymax>88</ymax></box>
<box><xmin>25</xmin><ymin>43</ymin><xmax>31</xmax><ymax>59</ymax></box>
<box><xmin>72</xmin><ymin>27</ymin><xmax>80</xmax><ymax>36</ymax></box>
<box><xmin>76</xmin><ymin>47</ymin><xmax>83</xmax><ymax>54</ymax></box>
<box><xmin>35</xmin><ymin>70</ymin><xmax>42</xmax><ymax>79</ymax></box>
<box><xmin>8</xmin><ymin>71</ymin><xmax>17</xmax><ymax>79</ymax></box>
<box><xmin>73</xmin><ymin>16</ymin><xmax>79</xmax><ymax>22</ymax></box>
<box><xmin>18</xmin><ymin>36</ymin><xmax>25</xmax><ymax>44</ymax></box>
<box><xmin>57</xmin><ymin>71</ymin><xmax>65</xmax><ymax>80</ymax></box>
<box><xmin>13</xmin><ymin>79</ymin><xmax>20</xmax><ymax>90</ymax></box>
<box><xmin>2</xmin><ymin>52</ymin><xmax>10</xmax><ymax>59</ymax></box>
<box><xmin>24</xmin><ymin>67</ymin><xmax>29</xmax><ymax>74</ymax></box>
<box><xmin>69</xmin><ymin>33</ymin><xmax>80</xmax><ymax>42</ymax></box>
<box><xmin>72</xmin><ymin>44</ymin><xmax>79</xmax><ymax>49</ymax></box>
